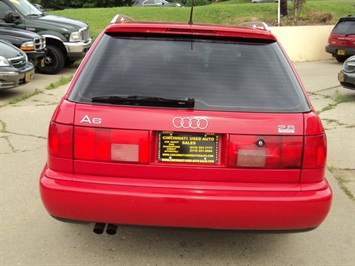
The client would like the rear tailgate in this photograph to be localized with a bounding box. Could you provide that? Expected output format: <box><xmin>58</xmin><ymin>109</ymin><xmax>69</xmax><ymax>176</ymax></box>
<box><xmin>72</xmin><ymin>104</ymin><xmax>304</xmax><ymax>183</ymax></box>
<box><xmin>329</xmin><ymin>34</ymin><xmax>355</xmax><ymax>57</ymax></box>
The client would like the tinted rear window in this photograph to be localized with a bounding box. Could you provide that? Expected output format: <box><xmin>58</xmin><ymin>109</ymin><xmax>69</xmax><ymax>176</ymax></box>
<box><xmin>332</xmin><ymin>20</ymin><xmax>355</xmax><ymax>35</ymax></box>
<box><xmin>69</xmin><ymin>34</ymin><xmax>309</xmax><ymax>112</ymax></box>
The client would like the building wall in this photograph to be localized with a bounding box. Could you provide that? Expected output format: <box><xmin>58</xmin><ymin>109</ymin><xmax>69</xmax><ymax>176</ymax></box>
<box><xmin>270</xmin><ymin>25</ymin><xmax>335</xmax><ymax>62</ymax></box>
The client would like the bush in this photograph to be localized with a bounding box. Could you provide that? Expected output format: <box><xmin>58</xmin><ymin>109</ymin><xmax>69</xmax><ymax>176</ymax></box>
<box><xmin>184</xmin><ymin>0</ymin><xmax>211</xmax><ymax>6</ymax></box>
<box><xmin>83</xmin><ymin>3</ymin><xmax>96</xmax><ymax>7</ymax></box>
<box><xmin>312</xmin><ymin>12</ymin><xmax>333</xmax><ymax>24</ymax></box>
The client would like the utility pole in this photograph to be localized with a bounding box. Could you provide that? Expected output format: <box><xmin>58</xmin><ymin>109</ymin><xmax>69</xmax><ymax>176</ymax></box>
<box><xmin>278</xmin><ymin>0</ymin><xmax>280</xmax><ymax>26</ymax></box>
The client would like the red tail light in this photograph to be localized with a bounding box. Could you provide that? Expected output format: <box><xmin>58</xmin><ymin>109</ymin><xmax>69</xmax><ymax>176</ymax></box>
<box><xmin>48</xmin><ymin>122</ymin><xmax>73</xmax><ymax>158</ymax></box>
<box><xmin>228</xmin><ymin>135</ymin><xmax>303</xmax><ymax>169</ymax></box>
<box><xmin>74</xmin><ymin>127</ymin><xmax>149</xmax><ymax>163</ymax></box>
<box><xmin>302</xmin><ymin>135</ymin><xmax>327</xmax><ymax>168</ymax></box>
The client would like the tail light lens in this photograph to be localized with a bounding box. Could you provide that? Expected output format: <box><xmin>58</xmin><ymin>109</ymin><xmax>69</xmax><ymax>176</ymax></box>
<box><xmin>303</xmin><ymin>135</ymin><xmax>327</xmax><ymax>168</ymax></box>
<box><xmin>228</xmin><ymin>135</ymin><xmax>303</xmax><ymax>169</ymax></box>
<box><xmin>228</xmin><ymin>132</ymin><xmax>327</xmax><ymax>185</ymax></box>
<box><xmin>48</xmin><ymin>122</ymin><xmax>73</xmax><ymax>158</ymax></box>
<box><xmin>74</xmin><ymin>127</ymin><xmax>149</xmax><ymax>163</ymax></box>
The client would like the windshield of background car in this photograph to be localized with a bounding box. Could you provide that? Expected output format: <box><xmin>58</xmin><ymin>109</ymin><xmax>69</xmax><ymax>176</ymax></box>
<box><xmin>69</xmin><ymin>33</ymin><xmax>310</xmax><ymax>112</ymax></box>
<box><xmin>332</xmin><ymin>20</ymin><xmax>355</xmax><ymax>35</ymax></box>
<box><xmin>8</xmin><ymin>0</ymin><xmax>42</xmax><ymax>16</ymax></box>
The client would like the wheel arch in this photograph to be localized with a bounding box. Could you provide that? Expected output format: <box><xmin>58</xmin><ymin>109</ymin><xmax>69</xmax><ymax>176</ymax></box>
<box><xmin>42</xmin><ymin>35</ymin><xmax>68</xmax><ymax>58</ymax></box>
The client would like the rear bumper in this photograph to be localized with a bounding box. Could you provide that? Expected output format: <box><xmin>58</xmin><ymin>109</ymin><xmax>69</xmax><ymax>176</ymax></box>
<box><xmin>0</xmin><ymin>63</ymin><xmax>34</xmax><ymax>90</ymax></box>
<box><xmin>40</xmin><ymin>167</ymin><xmax>332</xmax><ymax>231</ymax></box>
<box><xmin>325</xmin><ymin>45</ymin><xmax>355</xmax><ymax>57</ymax></box>
<box><xmin>339</xmin><ymin>70</ymin><xmax>355</xmax><ymax>90</ymax></box>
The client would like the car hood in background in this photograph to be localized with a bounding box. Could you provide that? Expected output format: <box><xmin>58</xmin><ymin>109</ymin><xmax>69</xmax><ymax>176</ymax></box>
<box><xmin>0</xmin><ymin>40</ymin><xmax>25</xmax><ymax>58</ymax></box>
<box><xmin>27</xmin><ymin>14</ymin><xmax>88</xmax><ymax>31</ymax></box>
<box><xmin>0</xmin><ymin>27</ymin><xmax>41</xmax><ymax>42</ymax></box>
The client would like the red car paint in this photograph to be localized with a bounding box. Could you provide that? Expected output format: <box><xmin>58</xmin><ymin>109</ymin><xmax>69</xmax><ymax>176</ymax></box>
<box><xmin>40</xmin><ymin>17</ymin><xmax>332</xmax><ymax>232</ymax></box>
<box><xmin>325</xmin><ymin>15</ymin><xmax>355</xmax><ymax>62</ymax></box>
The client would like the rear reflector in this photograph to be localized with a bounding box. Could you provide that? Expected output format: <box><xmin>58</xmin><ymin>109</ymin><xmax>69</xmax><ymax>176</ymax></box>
<box><xmin>74</xmin><ymin>127</ymin><xmax>149</xmax><ymax>163</ymax></box>
<box><xmin>111</xmin><ymin>144</ymin><xmax>139</xmax><ymax>162</ymax></box>
<box><xmin>237</xmin><ymin>149</ymin><xmax>266</xmax><ymax>167</ymax></box>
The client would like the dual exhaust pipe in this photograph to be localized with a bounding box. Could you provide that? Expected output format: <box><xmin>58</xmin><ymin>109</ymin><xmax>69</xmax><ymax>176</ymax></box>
<box><xmin>93</xmin><ymin>223</ymin><xmax>118</xmax><ymax>235</ymax></box>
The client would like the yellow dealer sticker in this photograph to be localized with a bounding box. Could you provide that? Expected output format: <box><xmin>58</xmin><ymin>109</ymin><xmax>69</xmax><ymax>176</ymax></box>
<box><xmin>158</xmin><ymin>132</ymin><xmax>218</xmax><ymax>163</ymax></box>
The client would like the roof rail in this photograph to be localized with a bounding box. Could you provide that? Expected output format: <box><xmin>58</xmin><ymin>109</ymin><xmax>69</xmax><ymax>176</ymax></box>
<box><xmin>239</xmin><ymin>21</ymin><xmax>270</xmax><ymax>31</ymax></box>
<box><xmin>111</xmin><ymin>14</ymin><xmax>134</xmax><ymax>24</ymax></box>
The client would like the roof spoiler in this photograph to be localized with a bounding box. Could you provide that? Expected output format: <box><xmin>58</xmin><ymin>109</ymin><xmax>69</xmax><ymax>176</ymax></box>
<box><xmin>239</xmin><ymin>21</ymin><xmax>270</xmax><ymax>31</ymax></box>
<box><xmin>111</xmin><ymin>14</ymin><xmax>134</xmax><ymax>24</ymax></box>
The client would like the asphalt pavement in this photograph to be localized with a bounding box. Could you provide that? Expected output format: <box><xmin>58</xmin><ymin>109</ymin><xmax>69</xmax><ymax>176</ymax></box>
<box><xmin>0</xmin><ymin>61</ymin><xmax>354</xmax><ymax>265</ymax></box>
<box><xmin>294</xmin><ymin>60</ymin><xmax>355</xmax><ymax>197</ymax></box>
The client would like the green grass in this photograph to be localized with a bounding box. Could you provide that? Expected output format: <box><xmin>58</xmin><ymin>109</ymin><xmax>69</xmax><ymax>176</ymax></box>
<box><xmin>1</xmin><ymin>76</ymin><xmax>73</xmax><ymax>107</ymax></box>
<box><xmin>317</xmin><ymin>90</ymin><xmax>355</xmax><ymax>114</ymax></box>
<box><xmin>45</xmin><ymin>76</ymin><xmax>73</xmax><ymax>90</ymax></box>
<box><xmin>334</xmin><ymin>92</ymin><xmax>355</xmax><ymax>104</ymax></box>
<box><xmin>6</xmin><ymin>88</ymin><xmax>43</xmax><ymax>105</ymax></box>
<box><xmin>328</xmin><ymin>165</ymin><xmax>355</xmax><ymax>201</ymax></box>
<box><xmin>48</xmin><ymin>0</ymin><xmax>354</xmax><ymax>39</ymax></box>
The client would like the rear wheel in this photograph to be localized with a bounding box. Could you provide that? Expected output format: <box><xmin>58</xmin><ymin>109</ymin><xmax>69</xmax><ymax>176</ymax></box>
<box><xmin>37</xmin><ymin>44</ymin><xmax>65</xmax><ymax>74</ymax></box>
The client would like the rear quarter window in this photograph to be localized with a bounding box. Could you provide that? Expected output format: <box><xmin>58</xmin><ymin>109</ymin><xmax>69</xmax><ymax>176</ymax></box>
<box><xmin>69</xmin><ymin>33</ymin><xmax>310</xmax><ymax>112</ymax></box>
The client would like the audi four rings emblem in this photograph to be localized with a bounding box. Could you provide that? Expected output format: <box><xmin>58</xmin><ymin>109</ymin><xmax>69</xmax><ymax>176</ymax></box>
<box><xmin>172</xmin><ymin>117</ymin><xmax>208</xmax><ymax>130</ymax></box>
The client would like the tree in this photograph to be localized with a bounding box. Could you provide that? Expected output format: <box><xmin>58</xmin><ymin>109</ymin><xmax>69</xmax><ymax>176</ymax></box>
<box><xmin>293</xmin><ymin>0</ymin><xmax>306</xmax><ymax>24</ymax></box>
<box><xmin>280</xmin><ymin>0</ymin><xmax>288</xmax><ymax>17</ymax></box>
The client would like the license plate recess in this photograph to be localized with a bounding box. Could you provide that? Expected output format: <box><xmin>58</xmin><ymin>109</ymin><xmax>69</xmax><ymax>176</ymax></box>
<box><xmin>25</xmin><ymin>71</ymin><xmax>32</xmax><ymax>83</ymax></box>
<box><xmin>158</xmin><ymin>132</ymin><xmax>218</xmax><ymax>163</ymax></box>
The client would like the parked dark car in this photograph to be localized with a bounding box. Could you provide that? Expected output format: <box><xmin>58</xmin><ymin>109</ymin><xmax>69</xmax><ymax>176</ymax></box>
<box><xmin>0</xmin><ymin>39</ymin><xmax>34</xmax><ymax>90</ymax></box>
<box><xmin>40</xmin><ymin>15</ymin><xmax>332</xmax><ymax>235</ymax></box>
<box><xmin>0</xmin><ymin>0</ymin><xmax>92</xmax><ymax>74</ymax></box>
<box><xmin>338</xmin><ymin>55</ymin><xmax>355</xmax><ymax>90</ymax></box>
<box><xmin>0</xmin><ymin>27</ymin><xmax>46</xmax><ymax>68</ymax></box>
<box><xmin>133</xmin><ymin>0</ymin><xmax>181</xmax><ymax>7</ymax></box>
<box><xmin>325</xmin><ymin>15</ymin><xmax>355</xmax><ymax>63</ymax></box>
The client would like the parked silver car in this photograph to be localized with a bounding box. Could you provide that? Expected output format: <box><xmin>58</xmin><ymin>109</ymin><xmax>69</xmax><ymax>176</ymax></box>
<box><xmin>133</xmin><ymin>0</ymin><xmax>181</xmax><ymax>7</ymax></box>
<box><xmin>0</xmin><ymin>40</ymin><xmax>34</xmax><ymax>90</ymax></box>
<box><xmin>251</xmin><ymin>0</ymin><xmax>292</xmax><ymax>2</ymax></box>
<box><xmin>338</xmin><ymin>55</ymin><xmax>355</xmax><ymax>90</ymax></box>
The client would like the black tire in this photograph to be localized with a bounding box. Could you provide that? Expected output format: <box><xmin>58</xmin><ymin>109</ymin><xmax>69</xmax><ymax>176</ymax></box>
<box><xmin>335</xmin><ymin>56</ymin><xmax>347</xmax><ymax>63</ymax></box>
<box><xmin>37</xmin><ymin>44</ymin><xmax>65</xmax><ymax>74</ymax></box>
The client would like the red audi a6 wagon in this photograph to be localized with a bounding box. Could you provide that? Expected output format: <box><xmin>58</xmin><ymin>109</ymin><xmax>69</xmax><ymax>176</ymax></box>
<box><xmin>40</xmin><ymin>15</ymin><xmax>332</xmax><ymax>234</ymax></box>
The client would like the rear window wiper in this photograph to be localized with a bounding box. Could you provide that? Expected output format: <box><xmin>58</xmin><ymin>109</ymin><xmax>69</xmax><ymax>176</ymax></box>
<box><xmin>91</xmin><ymin>95</ymin><xmax>195</xmax><ymax>108</ymax></box>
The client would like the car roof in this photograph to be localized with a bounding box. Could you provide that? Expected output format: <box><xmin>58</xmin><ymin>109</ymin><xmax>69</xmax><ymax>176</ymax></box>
<box><xmin>104</xmin><ymin>17</ymin><xmax>277</xmax><ymax>41</ymax></box>
<box><xmin>338</xmin><ymin>15</ymin><xmax>355</xmax><ymax>22</ymax></box>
